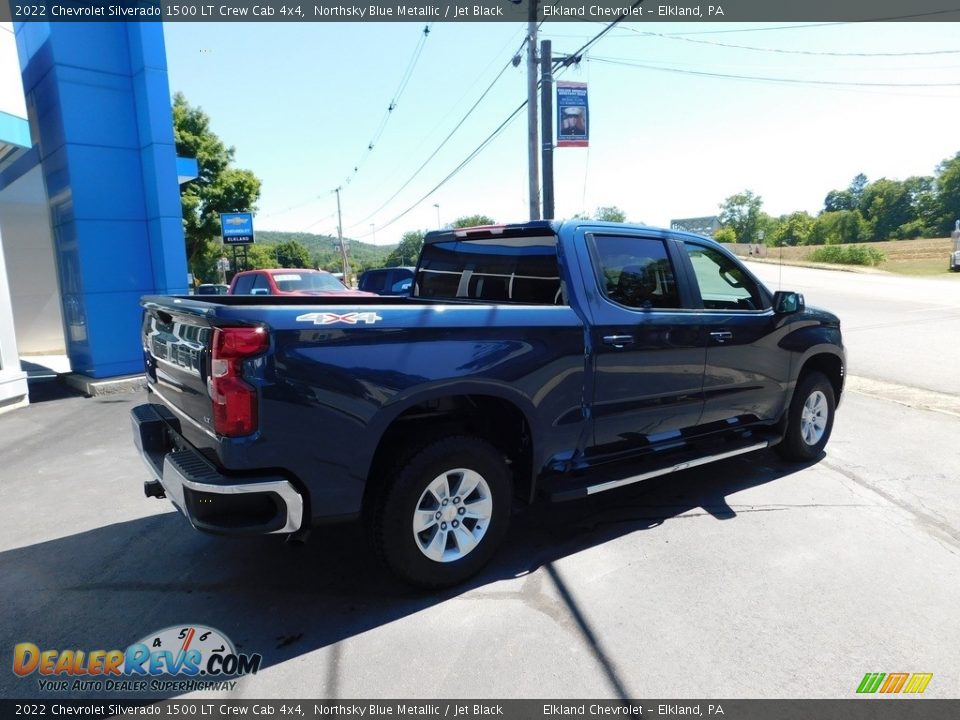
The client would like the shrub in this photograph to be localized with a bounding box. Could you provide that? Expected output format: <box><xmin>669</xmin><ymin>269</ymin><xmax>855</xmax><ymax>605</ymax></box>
<box><xmin>808</xmin><ymin>245</ymin><xmax>886</xmax><ymax>266</ymax></box>
<box><xmin>713</xmin><ymin>227</ymin><xmax>737</xmax><ymax>244</ymax></box>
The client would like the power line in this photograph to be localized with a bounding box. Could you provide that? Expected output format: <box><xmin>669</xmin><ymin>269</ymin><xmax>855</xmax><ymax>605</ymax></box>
<box><xmin>654</xmin><ymin>9</ymin><xmax>960</xmax><ymax>36</ymax></box>
<box><xmin>362</xmin><ymin>101</ymin><xmax>527</xmax><ymax>236</ymax></box>
<box><xmin>261</xmin><ymin>26</ymin><xmax>433</xmax><ymax>222</ymax></box>
<box><xmin>566</xmin><ymin>1</ymin><xmax>644</xmax><ymax>60</ymax></box>
<box><xmin>344</xmin><ymin>32</ymin><xmax>531</xmax><ymax>230</ymax></box>
<box><xmin>301</xmin><ymin>210</ymin><xmax>337</xmax><ymax>233</ymax></box>
<box><xmin>259</xmin><ymin>195</ymin><xmax>324</xmax><ymax>219</ymax></box>
<box><xmin>341</xmin><ymin>24</ymin><xmax>433</xmax><ymax>188</ymax></box>
<box><xmin>590</xmin><ymin>56</ymin><xmax>960</xmax><ymax>88</ymax></box>
<box><xmin>352</xmin><ymin>9</ymin><xmax>642</xmax><ymax>238</ymax></box>
<box><xmin>661</xmin><ymin>22</ymin><xmax>852</xmax><ymax>36</ymax></box>
<box><xmin>357</xmin><ymin>25</ymin><xmax>526</xmax><ymax>193</ymax></box>
<box><xmin>616</xmin><ymin>26</ymin><xmax>960</xmax><ymax>57</ymax></box>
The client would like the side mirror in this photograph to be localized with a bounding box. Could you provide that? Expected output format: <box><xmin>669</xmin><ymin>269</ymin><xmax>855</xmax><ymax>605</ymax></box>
<box><xmin>773</xmin><ymin>290</ymin><xmax>804</xmax><ymax>315</ymax></box>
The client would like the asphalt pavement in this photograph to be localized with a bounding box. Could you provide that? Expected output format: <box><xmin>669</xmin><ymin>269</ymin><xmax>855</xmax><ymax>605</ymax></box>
<box><xmin>1</xmin><ymin>375</ymin><xmax>958</xmax><ymax>699</ymax></box>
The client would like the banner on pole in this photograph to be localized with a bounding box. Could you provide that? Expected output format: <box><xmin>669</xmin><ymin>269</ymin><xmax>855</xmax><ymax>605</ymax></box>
<box><xmin>556</xmin><ymin>81</ymin><xmax>588</xmax><ymax>148</ymax></box>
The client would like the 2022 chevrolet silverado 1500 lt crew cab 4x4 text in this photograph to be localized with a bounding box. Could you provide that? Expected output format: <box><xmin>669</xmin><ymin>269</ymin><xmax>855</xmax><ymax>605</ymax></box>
<box><xmin>131</xmin><ymin>221</ymin><xmax>844</xmax><ymax>588</ymax></box>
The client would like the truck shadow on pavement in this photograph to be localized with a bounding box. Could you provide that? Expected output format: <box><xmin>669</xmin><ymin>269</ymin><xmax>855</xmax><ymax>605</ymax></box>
<box><xmin>0</xmin><ymin>451</ymin><xmax>817</xmax><ymax>700</ymax></box>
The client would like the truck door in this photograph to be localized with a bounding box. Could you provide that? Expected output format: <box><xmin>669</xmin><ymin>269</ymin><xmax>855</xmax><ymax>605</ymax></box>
<box><xmin>580</xmin><ymin>231</ymin><xmax>707</xmax><ymax>459</ymax></box>
<box><xmin>679</xmin><ymin>240</ymin><xmax>790</xmax><ymax>428</ymax></box>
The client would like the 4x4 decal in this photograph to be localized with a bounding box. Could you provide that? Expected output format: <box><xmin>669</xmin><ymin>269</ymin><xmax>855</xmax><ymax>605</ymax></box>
<box><xmin>295</xmin><ymin>312</ymin><xmax>383</xmax><ymax>325</ymax></box>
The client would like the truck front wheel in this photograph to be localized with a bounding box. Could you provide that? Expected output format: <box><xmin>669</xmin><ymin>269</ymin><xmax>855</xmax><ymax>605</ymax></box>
<box><xmin>371</xmin><ymin>436</ymin><xmax>512</xmax><ymax>589</ymax></box>
<box><xmin>776</xmin><ymin>371</ymin><xmax>836</xmax><ymax>462</ymax></box>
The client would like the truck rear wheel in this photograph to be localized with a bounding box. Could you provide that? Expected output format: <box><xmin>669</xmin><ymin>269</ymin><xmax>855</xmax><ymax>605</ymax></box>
<box><xmin>776</xmin><ymin>371</ymin><xmax>836</xmax><ymax>462</ymax></box>
<box><xmin>371</xmin><ymin>436</ymin><xmax>512</xmax><ymax>589</ymax></box>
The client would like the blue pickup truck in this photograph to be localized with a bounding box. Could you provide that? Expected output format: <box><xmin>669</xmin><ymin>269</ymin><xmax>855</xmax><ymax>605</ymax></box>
<box><xmin>132</xmin><ymin>221</ymin><xmax>844</xmax><ymax>588</ymax></box>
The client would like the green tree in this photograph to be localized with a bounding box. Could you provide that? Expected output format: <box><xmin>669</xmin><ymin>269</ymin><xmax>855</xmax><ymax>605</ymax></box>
<box><xmin>173</xmin><ymin>92</ymin><xmax>262</xmax><ymax>281</ymax></box>
<box><xmin>822</xmin><ymin>173</ymin><xmax>867</xmax><ymax>215</ymax></box>
<box><xmin>824</xmin><ymin>189</ymin><xmax>856</xmax><ymax>213</ymax></box>
<box><xmin>849</xmin><ymin>173</ymin><xmax>869</xmax><ymax>202</ymax></box>
<box><xmin>572</xmin><ymin>206</ymin><xmax>630</xmax><ymax>223</ymax></box>
<box><xmin>859</xmin><ymin>178</ymin><xmax>913</xmax><ymax>240</ymax></box>
<box><xmin>451</xmin><ymin>214</ymin><xmax>496</xmax><ymax>228</ymax></box>
<box><xmin>934</xmin><ymin>151</ymin><xmax>960</xmax><ymax>234</ymax></box>
<box><xmin>384</xmin><ymin>230</ymin><xmax>424</xmax><ymax>267</ymax></box>
<box><xmin>772</xmin><ymin>211</ymin><xmax>815</xmax><ymax>247</ymax></box>
<box><xmin>275</xmin><ymin>240</ymin><xmax>311</xmax><ymax>268</ymax></box>
<box><xmin>246</xmin><ymin>244</ymin><xmax>278</xmax><ymax>270</ymax></box>
<box><xmin>594</xmin><ymin>206</ymin><xmax>627</xmax><ymax>222</ymax></box>
<box><xmin>719</xmin><ymin>190</ymin><xmax>764</xmax><ymax>244</ymax></box>
<box><xmin>809</xmin><ymin>210</ymin><xmax>870</xmax><ymax>245</ymax></box>
<box><xmin>903</xmin><ymin>175</ymin><xmax>937</xmax><ymax>236</ymax></box>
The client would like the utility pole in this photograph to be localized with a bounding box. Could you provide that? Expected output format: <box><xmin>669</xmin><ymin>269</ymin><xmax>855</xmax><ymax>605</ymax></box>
<box><xmin>526</xmin><ymin>0</ymin><xmax>540</xmax><ymax>221</ymax></box>
<box><xmin>335</xmin><ymin>187</ymin><xmax>350</xmax><ymax>283</ymax></box>
<box><xmin>540</xmin><ymin>39</ymin><xmax>554</xmax><ymax>220</ymax></box>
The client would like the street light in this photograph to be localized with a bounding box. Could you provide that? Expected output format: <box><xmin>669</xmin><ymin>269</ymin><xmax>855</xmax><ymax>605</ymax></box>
<box><xmin>433</xmin><ymin>203</ymin><xmax>441</xmax><ymax>228</ymax></box>
<box><xmin>370</xmin><ymin>223</ymin><xmax>376</xmax><ymax>242</ymax></box>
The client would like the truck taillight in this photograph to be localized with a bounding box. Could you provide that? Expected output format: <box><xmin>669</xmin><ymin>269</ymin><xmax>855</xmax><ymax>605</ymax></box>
<box><xmin>210</xmin><ymin>326</ymin><xmax>268</xmax><ymax>437</ymax></box>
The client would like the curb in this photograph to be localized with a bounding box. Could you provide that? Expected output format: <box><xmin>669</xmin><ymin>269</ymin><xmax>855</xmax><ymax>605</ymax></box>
<box><xmin>846</xmin><ymin>375</ymin><xmax>960</xmax><ymax>419</ymax></box>
<box><xmin>738</xmin><ymin>256</ymin><xmax>889</xmax><ymax>274</ymax></box>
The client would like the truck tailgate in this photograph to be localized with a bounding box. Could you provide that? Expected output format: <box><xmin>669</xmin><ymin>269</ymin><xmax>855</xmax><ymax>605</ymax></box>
<box><xmin>141</xmin><ymin>299</ymin><xmax>222</xmax><ymax>444</ymax></box>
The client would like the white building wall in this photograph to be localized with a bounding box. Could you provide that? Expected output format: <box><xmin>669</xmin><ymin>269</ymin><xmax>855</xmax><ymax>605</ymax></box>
<box><xmin>0</xmin><ymin>222</ymin><xmax>28</xmax><ymax>409</ymax></box>
<box><xmin>0</xmin><ymin>173</ymin><xmax>64</xmax><ymax>355</ymax></box>
<box><xmin>0</xmin><ymin>22</ymin><xmax>28</xmax><ymax>121</ymax></box>
<box><xmin>0</xmin><ymin>21</ymin><xmax>34</xmax><ymax>408</ymax></box>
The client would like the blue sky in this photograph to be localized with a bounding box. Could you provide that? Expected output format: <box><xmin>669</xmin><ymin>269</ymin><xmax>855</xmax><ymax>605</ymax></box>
<box><xmin>163</xmin><ymin>20</ymin><xmax>960</xmax><ymax>244</ymax></box>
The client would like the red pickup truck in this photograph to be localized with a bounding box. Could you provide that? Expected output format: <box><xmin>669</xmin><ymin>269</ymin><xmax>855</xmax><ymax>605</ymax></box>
<box><xmin>228</xmin><ymin>268</ymin><xmax>374</xmax><ymax>296</ymax></box>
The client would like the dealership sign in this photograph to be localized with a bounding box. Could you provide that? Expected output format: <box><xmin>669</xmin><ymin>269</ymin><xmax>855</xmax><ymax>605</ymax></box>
<box><xmin>220</xmin><ymin>212</ymin><xmax>255</xmax><ymax>245</ymax></box>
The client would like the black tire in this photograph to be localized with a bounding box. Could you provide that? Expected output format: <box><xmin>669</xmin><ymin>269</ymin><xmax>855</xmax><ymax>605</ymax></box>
<box><xmin>775</xmin><ymin>371</ymin><xmax>836</xmax><ymax>462</ymax></box>
<box><xmin>370</xmin><ymin>435</ymin><xmax>512</xmax><ymax>589</ymax></box>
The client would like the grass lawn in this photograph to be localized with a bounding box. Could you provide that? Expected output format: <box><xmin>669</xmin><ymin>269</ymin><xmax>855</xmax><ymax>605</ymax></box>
<box><xmin>737</xmin><ymin>237</ymin><xmax>960</xmax><ymax>277</ymax></box>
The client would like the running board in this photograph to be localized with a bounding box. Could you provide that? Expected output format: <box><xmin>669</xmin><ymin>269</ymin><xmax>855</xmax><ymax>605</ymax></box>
<box><xmin>548</xmin><ymin>441</ymin><xmax>770</xmax><ymax>502</ymax></box>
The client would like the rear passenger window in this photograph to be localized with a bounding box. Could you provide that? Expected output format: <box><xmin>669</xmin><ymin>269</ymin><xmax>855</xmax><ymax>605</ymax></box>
<box><xmin>591</xmin><ymin>235</ymin><xmax>680</xmax><ymax>310</ymax></box>
<box><xmin>417</xmin><ymin>235</ymin><xmax>564</xmax><ymax>304</ymax></box>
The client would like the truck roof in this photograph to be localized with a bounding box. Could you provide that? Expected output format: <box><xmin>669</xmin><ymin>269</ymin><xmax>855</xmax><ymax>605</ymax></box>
<box><xmin>424</xmin><ymin>219</ymin><xmax>716</xmax><ymax>246</ymax></box>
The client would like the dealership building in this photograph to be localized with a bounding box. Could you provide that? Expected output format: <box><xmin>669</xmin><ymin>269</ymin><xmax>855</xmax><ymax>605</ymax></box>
<box><xmin>0</xmin><ymin>21</ymin><xmax>194</xmax><ymax>412</ymax></box>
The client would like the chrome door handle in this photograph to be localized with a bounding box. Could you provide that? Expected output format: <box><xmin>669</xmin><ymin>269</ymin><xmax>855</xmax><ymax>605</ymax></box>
<box><xmin>710</xmin><ymin>331</ymin><xmax>733</xmax><ymax>343</ymax></box>
<box><xmin>603</xmin><ymin>334</ymin><xmax>635</xmax><ymax>348</ymax></box>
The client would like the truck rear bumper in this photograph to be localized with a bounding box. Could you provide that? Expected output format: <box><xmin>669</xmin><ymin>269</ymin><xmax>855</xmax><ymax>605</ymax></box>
<box><xmin>131</xmin><ymin>403</ymin><xmax>304</xmax><ymax>535</ymax></box>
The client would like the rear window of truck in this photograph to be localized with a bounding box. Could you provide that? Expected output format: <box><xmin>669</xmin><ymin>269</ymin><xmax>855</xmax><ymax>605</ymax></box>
<box><xmin>416</xmin><ymin>235</ymin><xmax>564</xmax><ymax>305</ymax></box>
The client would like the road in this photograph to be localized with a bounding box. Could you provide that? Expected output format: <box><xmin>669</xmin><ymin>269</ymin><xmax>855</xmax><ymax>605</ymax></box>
<box><xmin>746</xmin><ymin>261</ymin><xmax>960</xmax><ymax>397</ymax></box>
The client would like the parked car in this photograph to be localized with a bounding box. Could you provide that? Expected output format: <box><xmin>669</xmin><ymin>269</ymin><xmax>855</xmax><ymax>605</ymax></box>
<box><xmin>228</xmin><ymin>268</ymin><xmax>374</xmax><ymax>296</ymax></box>
<box><xmin>195</xmin><ymin>283</ymin><xmax>229</xmax><ymax>295</ymax></box>
<box><xmin>133</xmin><ymin>220</ymin><xmax>844</xmax><ymax>588</ymax></box>
<box><xmin>358</xmin><ymin>267</ymin><xmax>415</xmax><ymax>296</ymax></box>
